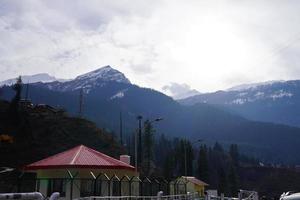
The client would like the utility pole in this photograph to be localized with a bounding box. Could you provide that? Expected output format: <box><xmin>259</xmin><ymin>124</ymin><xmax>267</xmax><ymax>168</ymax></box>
<box><xmin>135</xmin><ymin>129</ymin><xmax>138</xmax><ymax>172</ymax></box>
<box><xmin>137</xmin><ymin>115</ymin><xmax>143</xmax><ymax>168</ymax></box>
<box><xmin>78</xmin><ymin>88</ymin><xmax>83</xmax><ymax>117</ymax></box>
<box><xmin>120</xmin><ymin>111</ymin><xmax>123</xmax><ymax>145</ymax></box>
<box><xmin>184</xmin><ymin>140</ymin><xmax>187</xmax><ymax>176</ymax></box>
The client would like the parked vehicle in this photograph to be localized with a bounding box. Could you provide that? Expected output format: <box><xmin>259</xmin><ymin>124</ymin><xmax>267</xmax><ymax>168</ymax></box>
<box><xmin>280</xmin><ymin>192</ymin><xmax>300</xmax><ymax>200</ymax></box>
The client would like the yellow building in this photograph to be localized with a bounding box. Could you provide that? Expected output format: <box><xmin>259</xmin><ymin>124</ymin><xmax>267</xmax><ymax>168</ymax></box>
<box><xmin>24</xmin><ymin>145</ymin><xmax>139</xmax><ymax>199</ymax></box>
<box><xmin>170</xmin><ymin>176</ymin><xmax>208</xmax><ymax>196</ymax></box>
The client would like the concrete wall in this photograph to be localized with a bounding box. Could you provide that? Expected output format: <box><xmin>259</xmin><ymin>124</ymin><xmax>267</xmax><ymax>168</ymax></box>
<box><xmin>35</xmin><ymin>168</ymin><xmax>139</xmax><ymax>199</ymax></box>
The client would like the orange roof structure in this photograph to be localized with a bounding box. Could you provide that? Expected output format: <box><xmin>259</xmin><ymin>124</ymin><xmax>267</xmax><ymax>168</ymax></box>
<box><xmin>24</xmin><ymin>145</ymin><xmax>135</xmax><ymax>171</ymax></box>
<box><xmin>182</xmin><ymin>176</ymin><xmax>209</xmax><ymax>186</ymax></box>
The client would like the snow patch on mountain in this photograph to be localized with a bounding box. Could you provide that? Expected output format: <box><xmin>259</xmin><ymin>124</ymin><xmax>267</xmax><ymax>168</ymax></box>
<box><xmin>232</xmin><ymin>98</ymin><xmax>247</xmax><ymax>105</ymax></box>
<box><xmin>229</xmin><ymin>90</ymin><xmax>293</xmax><ymax>105</ymax></box>
<box><xmin>237</xmin><ymin>92</ymin><xmax>248</xmax><ymax>97</ymax></box>
<box><xmin>254</xmin><ymin>92</ymin><xmax>264</xmax><ymax>98</ymax></box>
<box><xmin>110</xmin><ymin>89</ymin><xmax>128</xmax><ymax>100</ymax></box>
<box><xmin>270</xmin><ymin>90</ymin><xmax>293</xmax><ymax>100</ymax></box>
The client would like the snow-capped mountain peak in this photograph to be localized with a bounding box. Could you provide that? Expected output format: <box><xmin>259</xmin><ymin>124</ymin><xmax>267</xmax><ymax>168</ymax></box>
<box><xmin>227</xmin><ymin>80</ymin><xmax>285</xmax><ymax>92</ymax></box>
<box><xmin>0</xmin><ymin>73</ymin><xmax>66</xmax><ymax>86</ymax></box>
<box><xmin>75</xmin><ymin>65</ymin><xmax>131</xmax><ymax>84</ymax></box>
<box><xmin>37</xmin><ymin>65</ymin><xmax>131</xmax><ymax>93</ymax></box>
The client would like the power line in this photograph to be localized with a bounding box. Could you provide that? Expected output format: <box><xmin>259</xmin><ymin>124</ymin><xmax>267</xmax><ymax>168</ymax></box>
<box><xmin>254</xmin><ymin>31</ymin><xmax>300</xmax><ymax>67</ymax></box>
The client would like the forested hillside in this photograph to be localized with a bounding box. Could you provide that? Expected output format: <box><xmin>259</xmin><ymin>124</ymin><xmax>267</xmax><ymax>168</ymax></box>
<box><xmin>0</xmin><ymin>98</ymin><xmax>123</xmax><ymax>168</ymax></box>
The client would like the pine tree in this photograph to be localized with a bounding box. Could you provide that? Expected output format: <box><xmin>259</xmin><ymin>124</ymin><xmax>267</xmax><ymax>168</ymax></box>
<box><xmin>228</xmin><ymin>164</ymin><xmax>238</xmax><ymax>197</ymax></box>
<box><xmin>185</xmin><ymin>140</ymin><xmax>194</xmax><ymax>176</ymax></box>
<box><xmin>229</xmin><ymin>144</ymin><xmax>239</xmax><ymax>167</ymax></box>
<box><xmin>143</xmin><ymin>120</ymin><xmax>155</xmax><ymax>176</ymax></box>
<box><xmin>197</xmin><ymin>145</ymin><xmax>209</xmax><ymax>182</ymax></box>
<box><xmin>163</xmin><ymin>152</ymin><xmax>175</xmax><ymax>180</ymax></box>
<box><xmin>155</xmin><ymin>134</ymin><xmax>168</xmax><ymax>164</ymax></box>
<box><xmin>173</xmin><ymin>138</ymin><xmax>183</xmax><ymax>176</ymax></box>
<box><xmin>176</xmin><ymin>139</ymin><xmax>194</xmax><ymax>176</ymax></box>
<box><xmin>179</xmin><ymin>139</ymin><xmax>185</xmax><ymax>175</ymax></box>
<box><xmin>218</xmin><ymin>167</ymin><xmax>228</xmax><ymax>195</ymax></box>
<box><xmin>8</xmin><ymin>76</ymin><xmax>22</xmax><ymax>124</ymax></box>
<box><xmin>213</xmin><ymin>142</ymin><xmax>224</xmax><ymax>152</ymax></box>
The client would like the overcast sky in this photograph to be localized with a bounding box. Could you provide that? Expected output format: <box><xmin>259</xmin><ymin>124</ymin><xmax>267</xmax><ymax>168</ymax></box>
<box><xmin>1</xmin><ymin>0</ymin><xmax>300</xmax><ymax>95</ymax></box>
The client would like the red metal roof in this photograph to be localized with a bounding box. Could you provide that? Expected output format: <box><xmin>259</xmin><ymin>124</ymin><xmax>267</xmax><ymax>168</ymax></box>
<box><xmin>24</xmin><ymin>145</ymin><xmax>135</xmax><ymax>171</ymax></box>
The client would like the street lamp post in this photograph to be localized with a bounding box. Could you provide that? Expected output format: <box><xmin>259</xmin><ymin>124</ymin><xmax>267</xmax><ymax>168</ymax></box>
<box><xmin>135</xmin><ymin>116</ymin><xmax>163</xmax><ymax>172</ymax></box>
<box><xmin>184</xmin><ymin>139</ymin><xmax>203</xmax><ymax>176</ymax></box>
<box><xmin>134</xmin><ymin>115</ymin><xmax>143</xmax><ymax>171</ymax></box>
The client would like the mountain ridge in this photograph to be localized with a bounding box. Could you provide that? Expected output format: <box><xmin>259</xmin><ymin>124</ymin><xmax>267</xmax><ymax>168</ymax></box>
<box><xmin>226</xmin><ymin>80</ymin><xmax>286</xmax><ymax>92</ymax></box>
<box><xmin>180</xmin><ymin>80</ymin><xmax>300</xmax><ymax>127</ymax></box>
<box><xmin>2</xmin><ymin>66</ymin><xmax>300</xmax><ymax>164</ymax></box>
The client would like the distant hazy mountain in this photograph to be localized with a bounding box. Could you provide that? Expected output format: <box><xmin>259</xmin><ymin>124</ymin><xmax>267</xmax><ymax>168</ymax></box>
<box><xmin>180</xmin><ymin>80</ymin><xmax>300</xmax><ymax>127</ymax></box>
<box><xmin>2</xmin><ymin>67</ymin><xmax>300</xmax><ymax>164</ymax></box>
<box><xmin>0</xmin><ymin>73</ymin><xmax>68</xmax><ymax>86</ymax></box>
<box><xmin>175</xmin><ymin>89</ymin><xmax>200</xmax><ymax>99</ymax></box>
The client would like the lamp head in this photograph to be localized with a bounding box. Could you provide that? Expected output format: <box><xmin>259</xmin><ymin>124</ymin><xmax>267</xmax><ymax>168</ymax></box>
<box><xmin>155</xmin><ymin>118</ymin><xmax>163</xmax><ymax>122</ymax></box>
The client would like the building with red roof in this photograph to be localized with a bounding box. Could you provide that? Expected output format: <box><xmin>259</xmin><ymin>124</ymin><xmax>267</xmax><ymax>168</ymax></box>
<box><xmin>24</xmin><ymin>145</ymin><xmax>138</xmax><ymax>199</ymax></box>
<box><xmin>25</xmin><ymin>145</ymin><xmax>135</xmax><ymax>171</ymax></box>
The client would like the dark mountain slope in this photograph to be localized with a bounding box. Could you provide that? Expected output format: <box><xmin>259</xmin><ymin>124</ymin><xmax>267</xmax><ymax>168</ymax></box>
<box><xmin>0</xmin><ymin>100</ymin><xmax>123</xmax><ymax>168</ymax></box>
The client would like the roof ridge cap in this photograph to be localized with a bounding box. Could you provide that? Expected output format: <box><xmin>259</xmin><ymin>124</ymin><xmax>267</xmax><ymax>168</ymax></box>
<box><xmin>70</xmin><ymin>145</ymin><xmax>83</xmax><ymax>165</ymax></box>
<box><xmin>87</xmin><ymin>147</ymin><xmax>133</xmax><ymax>167</ymax></box>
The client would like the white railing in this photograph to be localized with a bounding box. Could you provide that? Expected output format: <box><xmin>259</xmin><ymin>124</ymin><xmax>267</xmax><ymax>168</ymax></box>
<box><xmin>0</xmin><ymin>192</ymin><xmax>60</xmax><ymax>200</ymax></box>
<box><xmin>238</xmin><ymin>190</ymin><xmax>258</xmax><ymax>200</ymax></box>
<box><xmin>75</xmin><ymin>192</ymin><xmax>200</xmax><ymax>200</ymax></box>
<box><xmin>207</xmin><ymin>190</ymin><xmax>258</xmax><ymax>200</ymax></box>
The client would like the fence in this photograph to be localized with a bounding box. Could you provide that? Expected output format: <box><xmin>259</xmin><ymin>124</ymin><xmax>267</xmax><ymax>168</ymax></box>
<box><xmin>75</xmin><ymin>192</ymin><xmax>201</xmax><ymax>200</ymax></box>
<box><xmin>0</xmin><ymin>174</ymin><xmax>189</xmax><ymax>199</ymax></box>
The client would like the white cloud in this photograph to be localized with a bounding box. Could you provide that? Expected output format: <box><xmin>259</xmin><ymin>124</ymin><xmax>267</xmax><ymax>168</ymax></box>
<box><xmin>162</xmin><ymin>82</ymin><xmax>200</xmax><ymax>100</ymax></box>
<box><xmin>1</xmin><ymin>0</ymin><xmax>300</xmax><ymax>92</ymax></box>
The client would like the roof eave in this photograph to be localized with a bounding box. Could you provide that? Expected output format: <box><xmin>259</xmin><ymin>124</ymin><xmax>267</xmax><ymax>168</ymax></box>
<box><xmin>23</xmin><ymin>165</ymin><xmax>136</xmax><ymax>171</ymax></box>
